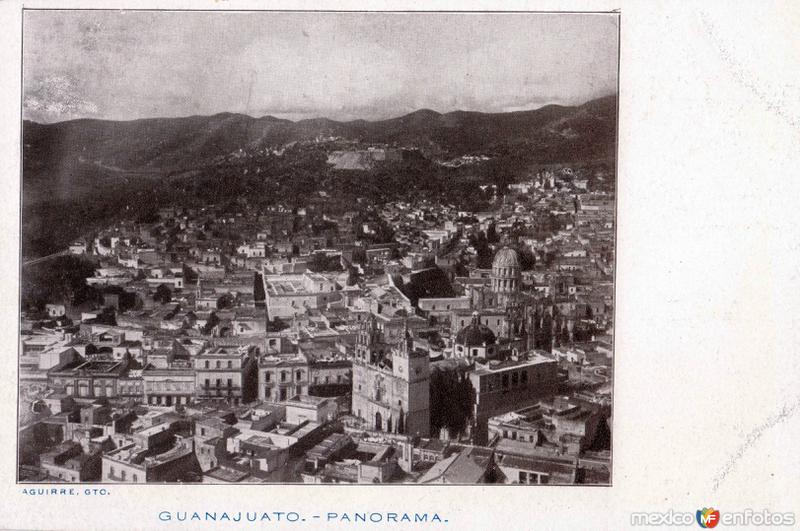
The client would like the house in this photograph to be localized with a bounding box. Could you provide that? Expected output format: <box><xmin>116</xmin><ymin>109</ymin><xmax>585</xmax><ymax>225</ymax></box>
<box><xmin>194</xmin><ymin>345</ymin><xmax>258</xmax><ymax>405</ymax></box>
<box><xmin>417</xmin><ymin>446</ymin><xmax>496</xmax><ymax>484</ymax></box>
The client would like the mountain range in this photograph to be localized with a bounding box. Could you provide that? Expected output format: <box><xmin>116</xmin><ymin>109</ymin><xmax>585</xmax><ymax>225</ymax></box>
<box><xmin>23</xmin><ymin>95</ymin><xmax>617</xmax><ymax>175</ymax></box>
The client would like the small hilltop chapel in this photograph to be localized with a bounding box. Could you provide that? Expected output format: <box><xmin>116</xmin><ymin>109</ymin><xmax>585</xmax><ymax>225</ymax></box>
<box><xmin>351</xmin><ymin>317</ymin><xmax>431</xmax><ymax>437</ymax></box>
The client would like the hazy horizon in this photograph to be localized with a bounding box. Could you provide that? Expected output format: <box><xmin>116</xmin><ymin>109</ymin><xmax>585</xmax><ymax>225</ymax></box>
<box><xmin>23</xmin><ymin>92</ymin><xmax>618</xmax><ymax>126</ymax></box>
<box><xmin>23</xmin><ymin>11</ymin><xmax>619</xmax><ymax>123</ymax></box>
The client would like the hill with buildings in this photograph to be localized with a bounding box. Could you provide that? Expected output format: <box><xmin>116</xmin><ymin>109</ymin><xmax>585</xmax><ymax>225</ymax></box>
<box><xmin>22</xmin><ymin>95</ymin><xmax>616</xmax><ymax>258</ymax></box>
<box><xmin>24</xmin><ymin>95</ymin><xmax>616</xmax><ymax>175</ymax></box>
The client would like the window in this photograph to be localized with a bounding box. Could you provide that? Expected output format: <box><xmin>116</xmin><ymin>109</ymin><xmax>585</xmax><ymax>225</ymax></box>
<box><xmin>133</xmin><ymin>474</ymin><xmax>138</xmax><ymax>482</ymax></box>
<box><xmin>511</xmin><ymin>372</ymin><xmax>519</xmax><ymax>386</ymax></box>
<box><xmin>200</xmin><ymin>428</ymin><xmax>206</xmax><ymax>436</ymax></box>
<box><xmin>109</xmin><ymin>466</ymin><xmax>115</xmax><ymax>477</ymax></box>
<box><xmin>227</xmin><ymin>378</ymin><xmax>232</xmax><ymax>388</ymax></box>
<box><xmin>204</xmin><ymin>361</ymin><xmax>209</xmax><ymax>369</ymax></box>
<box><xmin>502</xmin><ymin>374</ymin><xmax>509</xmax><ymax>388</ymax></box>
<box><xmin>265</xmin><ymin>372</ymin><xmax>271</xmax><ymax>383</ymax></box>
<box><xmin>227</xmin><ymin>361</ymin><xmax>232</xmax><ymax>369</ymax></box>
<box><xmin>296</xmin><ymin>370</ymin><xmax>302</xmax><ymax>381</ymax></box>
<box><xmin>121</xmin><ymin>470</ymin><xmax>126</xmax><ymax>480</ymax></box>
<box><xmin>281</xmin><ymin>371</ymin><xmax>287</xmax><ymax>382</ymax></box>
<box><xmin>521</xmin><ymin>371</ymin><xmax>528</xmax><ymax>384</ymax></box>
<box><xmin>204</xmin><ymin>379</ymin><xmax>210</xmax><ymax>389</ymax></box>
<box><xmin>216</xmin><ymin>361</ymin><xmax>221</xmax><ymax>369</ymax></box>
<box><xmin>337</xmin><ymin>375</ymin><xmax>342</xmax><ymax>383</ymax></box>
<box><xmin>518</xmin><ymin>471</ymin><xmax>527</xmax><ymax>484</ymax></box>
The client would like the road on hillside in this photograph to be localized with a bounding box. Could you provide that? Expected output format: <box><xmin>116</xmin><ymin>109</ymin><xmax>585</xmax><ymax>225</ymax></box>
<box><xmin>21</xmin><ymin>249</ymin><xmax>70</xmax><ymax>267</ymax></box>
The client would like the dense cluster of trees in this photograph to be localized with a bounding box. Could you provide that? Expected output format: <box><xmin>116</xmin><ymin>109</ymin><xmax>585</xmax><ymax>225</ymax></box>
<box><xmin>21</xmin><ymin>255</ymin><xmax>100</xmax><ymax>311</ymax></box>
<box><xmin>306</xmin><ymin>253</ymin><xmax>344</xmax><ymax>273</ymax></box>
<box><xmin>429</xmin><ymin>365</ymin><xmax>475</xmax><ymax>438</ymax></box>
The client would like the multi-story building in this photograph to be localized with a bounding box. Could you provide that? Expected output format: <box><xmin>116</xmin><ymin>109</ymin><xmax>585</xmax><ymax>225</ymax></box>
<box><xmin>468</xmin><ymin>352</ymin><xmax>560</xmax><ymax>444</ymax></box>
<box><xmin>262</xmin><ymin>271</ymin><xmax>342</xmax><ymax>319</ymax></box>
<box><xmin>47</xmin><ymin>356</ymin><xmax>138</xmax><ymax>399</ymax></box>
<box><xmin>351</xmin><ymin>317</ymin><xmax>430</xmax><ymax>437</ymax></box>
<box><xmin>258</xmin><ymin>353</ymin><xmax>309</xmax><ymax>402</ymax></box>
<box><xmin>101</xmin><ymin>435</ymin><xmax>200</xmax><ymax>483</ymax></box>
<box><xmin>142</xmin><ymin>363</ymin><xmax>196</xmax><ymax>406</ymax></box>
<box><xmin>194</xmin><ymin>345</ymin><xmax>257</xmax><ymax>405</ymax></box>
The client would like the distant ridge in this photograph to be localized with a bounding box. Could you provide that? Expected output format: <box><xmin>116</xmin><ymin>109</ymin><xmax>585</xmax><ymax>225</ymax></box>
<box><xmin>23</xmin><ymin>94</ymin><xmax>617</xmax><ymax>174</ymax></box>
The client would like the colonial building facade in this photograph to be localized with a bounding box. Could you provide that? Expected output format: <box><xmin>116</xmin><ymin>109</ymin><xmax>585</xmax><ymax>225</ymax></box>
<box><xmin>351</xmin><ymin>317</ymin><xmax>430</xmax><ymax>437</ymax></box>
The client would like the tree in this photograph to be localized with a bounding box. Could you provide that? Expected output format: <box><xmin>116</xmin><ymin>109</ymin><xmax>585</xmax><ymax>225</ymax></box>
<box><xmin>517</xmin><ymin>247</ymin><xmax>536</xmax><ymax>270</ymax></box>
<box><xmin>202</xmin><ymin>312</ymin><xmax>220</xmax><ymax>335</ymax></box>
<box><xmin>346</xmin><ymin>267</ymin><xmax>360</xmax><ymax>286</ymax></box>
<box><xmin>153</xmin><ymin>284</ymin><xmax>172</xmax><ymax>304</ymax></box>
<box><xmin>429</xmin><ymin>366</ymin><xmax>475</xmax><ymax>438</ymax></box>
<box><xmin>559</xmin><ymin>322</ymin><xmax>571</xmax><ymax>346</ymax></box>
<box><xmin>182</xmin><ymin>264</ymin><xmax>198</xmax><ymax>283</ymax></box>
<box><xmin>486</xmin><ymin>223</ymin><xmax>499</xmax><ymax>244</ymax></box>
<box><xmin>217</xmin><ymin>293</ymin><xmax>235</xmax><ymax>309</ymax></box>
<box><xmin>352</xmin><ymin>247</ymin><xmax>367</xmax><ymax>265</ymax></box>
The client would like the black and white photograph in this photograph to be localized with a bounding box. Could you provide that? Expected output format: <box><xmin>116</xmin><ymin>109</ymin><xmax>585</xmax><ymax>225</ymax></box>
<box><xmin>3</xmin><ymin>1</ymin><xmax>800</xmax><ymax>529</ymax></box>
<box><xmin>17</xmin><ymin>10</ymin><xmax>619</xmax><ymax>486</ymax></box>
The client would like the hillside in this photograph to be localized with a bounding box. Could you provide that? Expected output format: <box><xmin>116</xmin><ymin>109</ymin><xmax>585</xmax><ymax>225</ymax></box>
<box><xmin>23</xmin><ymin>95</ymin><xmax>617</xmax><ymax>175</ymax></box>
<box><xmin>21</xmin><ymin>95</ymin><xmax>616</xmax><ymax>258</ymax></box>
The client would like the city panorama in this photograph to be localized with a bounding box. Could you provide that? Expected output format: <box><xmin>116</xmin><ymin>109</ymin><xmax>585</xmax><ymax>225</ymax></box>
<box><xmin>19</xmin><ymin>11</ymin><xmax>618</xmax><ymax>485</ymax></box>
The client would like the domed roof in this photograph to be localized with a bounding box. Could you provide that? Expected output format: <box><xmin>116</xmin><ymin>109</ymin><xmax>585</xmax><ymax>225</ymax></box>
<box><xmin>455</xmin><ymin>313</ymin><xmax>497</xmax><ymax>347</ymax></box>
<box><xmin>492</xmin><ymin>246</ymin><xmax>521</xmax><ymax>269</ymax></box>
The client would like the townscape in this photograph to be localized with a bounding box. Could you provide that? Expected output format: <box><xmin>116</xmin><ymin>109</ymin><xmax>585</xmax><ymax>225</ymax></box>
<box><xmin>19</xmin><ymin>136</ymin><xmax>615</xmax><ymax>484</ymax></box>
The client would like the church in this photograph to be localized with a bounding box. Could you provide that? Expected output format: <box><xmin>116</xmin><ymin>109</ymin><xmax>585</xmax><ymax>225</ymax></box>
<box><xmin>453</xmin><ymin>246</ymin><xmax>539</xmax><ymax>359</ymax></box>
<box><xmin>350</xmin><ymin>317</ymin><xmax>431</xmax><ymax>437</ymax></box>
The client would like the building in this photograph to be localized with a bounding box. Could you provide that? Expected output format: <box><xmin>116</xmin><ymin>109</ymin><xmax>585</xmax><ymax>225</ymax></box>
<box><xmin>453</xmin><ymin>312</ymin><xmax>498</xmax><ymax>359</ymax></box>
<box><xmin>142</xmin><ymin>364</ymin><xmax>196</xmax><ymax>407</ymax></box>
<box><xmin>258</xmin><ymin>353</ymin><xmax>310</xmax><ymax>402</ymax></box>
<box><xmin>490</xmin><ymin>247</ymin><xmax>521</xmax><ymax>308</ymax></box>
<box><xmin>194</xmin><ymin>346</ymin><xmax>258</xmax><ymax>405</ymax></box>
<box><xmin>351</xmin><ymin>318</ymin><xmax>430</xmax><ymax>437</ymax></box>
<box><xmin>47</xmin><ymin>355</ymin><xmax>137</xmax><ymax>399</ymax></box>
<box><xmin>283</xmin><ymin>395</ymin><xmax>338</xmax><ymax>425</ymax></box>
<box><xmin>468</xmin><ymin>352</ymin><xmax>560</xmax><ymax>444</ymax></box>
<box><xmin>262</xmin><ymin>271</ymin><xmax>342</xmax><ymax>319</ymax></box>
<box><xmin>416</xmin><ymin>446</ymin><xmax>496</xmax><ymax>484</ymax></box>
<box><xmin>102</xmin><ymin>437</ymin><xmax>200</xmax><ymax>483</ymax></box>
<box><xmin>39</xmin><ymin>441</ymin><xmax>102</xmax><ymax>482</ymax></box>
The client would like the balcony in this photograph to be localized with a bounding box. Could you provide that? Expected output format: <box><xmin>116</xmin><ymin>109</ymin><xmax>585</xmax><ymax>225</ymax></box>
<box><xmin>196</xmin><ymin>384</ymin><xmax>242</xmax><ymax>398</ymax></box>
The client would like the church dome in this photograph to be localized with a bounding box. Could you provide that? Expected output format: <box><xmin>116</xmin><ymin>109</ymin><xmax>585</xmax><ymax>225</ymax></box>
<box><xmin>455</xmin><ymin>313</ymin><xmax>497</xmax><ymax>347</ymax></box>
<box><xmin>492</xmin><ymin>247</ymin><xmax>521</xmax><ymax>270</ymax></box>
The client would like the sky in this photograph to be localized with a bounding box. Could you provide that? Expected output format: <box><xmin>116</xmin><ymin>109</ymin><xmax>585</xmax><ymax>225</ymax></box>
<box><xmin>23</xmin><ymin>11</ymin><xmax>619</xmax><ymax>123</ymax></box>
